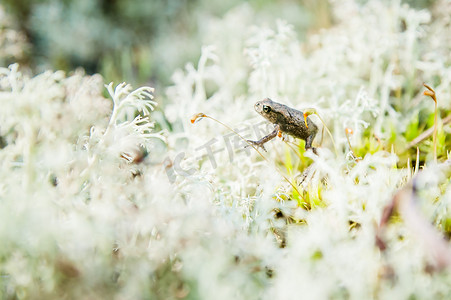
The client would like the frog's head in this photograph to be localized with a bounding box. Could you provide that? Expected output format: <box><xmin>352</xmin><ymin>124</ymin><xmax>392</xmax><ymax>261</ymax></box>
<box><xmin>254</xmin><ymin>98</ymin><xmax>278</xmax><ymax>123</ymax></box>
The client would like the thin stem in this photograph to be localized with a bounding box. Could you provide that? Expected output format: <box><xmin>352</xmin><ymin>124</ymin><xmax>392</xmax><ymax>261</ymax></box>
<box><xmin>405</xmin><ymin>114</ymin><xmax>451</xmax><ymax>150</ymax></box>
<box><xmin>345</xmin><ymin>128</ymin><xmax>360</xmax><ymax>161</ymax></box>
<box><xmin>283</xmin><ymin>139</ymin><xmax>303</xmax><ymax>161</ymax></box>
<box><xmin>304</xmin><ymin>109</ymin><xmax>338</xmax><ymax>155</ymax></box>
<box><xmin>423</xmin><ymin>83</ymin><xmax>438</xmax><ymax>163</ymax></box>
<box><xmin>433</xmin><ymin>100</ymin><xmax>437</xmax><ymax>163</ymax></box>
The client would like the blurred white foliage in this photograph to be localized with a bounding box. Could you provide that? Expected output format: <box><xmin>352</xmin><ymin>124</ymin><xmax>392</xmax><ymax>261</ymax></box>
<box><xmin>160</xmin><ymin>0</ymin><xmax>451</xmax><ymax>298</ymax></box>
<box><xmin>1</xmin><ymin>0</ymin><xmax>451</xmax><ymax>299</ymax></box>
<box><xmin>0</xmin><ymin>5</ymin><xmax>28</xmax><ymax>63</ymax></box>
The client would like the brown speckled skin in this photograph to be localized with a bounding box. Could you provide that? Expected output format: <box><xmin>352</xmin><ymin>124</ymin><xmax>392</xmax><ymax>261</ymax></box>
<box><xmin>250</xmin><ymin>98</ymin><xmax>318</xmax><ymax>150</ymax></box>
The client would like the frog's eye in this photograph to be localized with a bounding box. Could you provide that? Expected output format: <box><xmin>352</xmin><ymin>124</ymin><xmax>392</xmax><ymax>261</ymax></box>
<box><xmin>262</xmin><ymin>105</ymin><xmax>271</xmax><ymax>113</ymax></box>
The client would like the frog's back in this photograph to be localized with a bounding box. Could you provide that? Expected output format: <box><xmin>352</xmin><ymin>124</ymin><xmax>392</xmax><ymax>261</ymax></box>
<box><xmin>278</xmin><ymin>105</ymin><xmax>317</xmax><ymax>140</ymax></box>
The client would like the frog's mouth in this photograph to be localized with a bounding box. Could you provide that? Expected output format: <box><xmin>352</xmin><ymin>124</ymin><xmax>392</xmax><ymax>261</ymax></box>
<box><xmin>254</xmin><ymin>101</ymin><xmax>263</xmax><ymax>113</ymax></box>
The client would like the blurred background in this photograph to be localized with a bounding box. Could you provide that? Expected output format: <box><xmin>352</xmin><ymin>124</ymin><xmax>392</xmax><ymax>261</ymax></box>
<box><xmin>1</xmin><ymin>2</ymin><xmax>451</xmax><ymax>298</ymax></box>
<box><xmin>0</xmin><ymin>0</ymin><xmax>433</xmax><ymax>93</ymax></box>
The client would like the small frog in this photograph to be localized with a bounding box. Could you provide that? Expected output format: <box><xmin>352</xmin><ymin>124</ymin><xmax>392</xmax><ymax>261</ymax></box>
<box><xmin>247</xmin><ymin>98</ymin><xmax>318</xmax><ymax>152</ymax></box>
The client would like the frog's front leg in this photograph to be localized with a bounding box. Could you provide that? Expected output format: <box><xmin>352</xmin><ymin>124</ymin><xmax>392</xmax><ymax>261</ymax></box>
<box><xmin>305</xmin><ymin>132</ymin><xmax>317</xmax><ymax>154</ymax></box>
<box><xmin>247</xmin><ymin>124</ymin><xmax>280</xmax><ymax>151</ymax></box>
